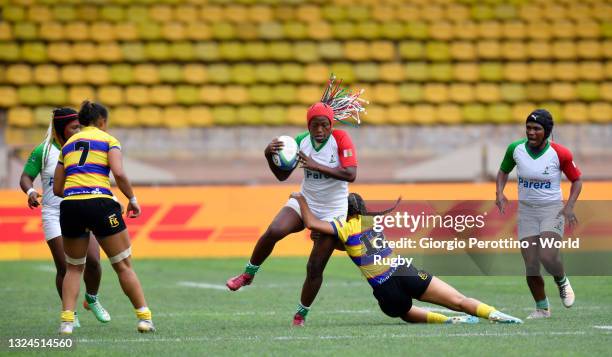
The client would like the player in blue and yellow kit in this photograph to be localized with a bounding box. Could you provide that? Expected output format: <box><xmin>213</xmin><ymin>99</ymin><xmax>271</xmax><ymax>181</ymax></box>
<box><xmin>53</xmin><ymin>101</ymin><xmax>154</xmax><ymax>334</ymax></box>
<box><xmin>291</xmin><ymin>192</ymin><xmax>523</xmax><ymax>324</ymax></box>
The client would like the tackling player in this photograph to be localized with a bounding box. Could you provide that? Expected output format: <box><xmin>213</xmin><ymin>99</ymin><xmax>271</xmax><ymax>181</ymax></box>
<box><xmin>19</xmin><ymin>108</ymin><xmax>110</xmax><ymax>326</ymax></box>
<box><xmin>292</xmin><ymin>192</ymin><xmax>523</xmax><ymax>324</ymax></box>
<box><xmin>496</xmin><ymin>109</ymin><xmax>582</xmax><ymax>319</ymax></box>
<box><xmin>227</xmin><ymin>76</ymin><xmax>365</xmax><ymax>326</ymax></box>
<box><xmin>53</xmin><ymin>101</ymin><xmax>154</xmax><ymax>334</ymax></box>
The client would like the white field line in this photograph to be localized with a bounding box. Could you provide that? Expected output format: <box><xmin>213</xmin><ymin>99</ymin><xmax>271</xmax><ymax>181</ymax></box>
<box><xmin>77</xmin><ymin>330</ymin><xmax>590</xmax><ymax>345</ymax></box>
<box><xmin>593</xmin><ymin>325</ymin><xmax>612</xmax><ymax>330</ymax></box>
<box><xmin>35</xmin><ymin>264</ymin><xmax>56</xmax><ymax>273</ymax></box>
<box><xmin>177</xmin><ymin>281</ymin><xmax>229</xmax><ymax>291</ymax></box>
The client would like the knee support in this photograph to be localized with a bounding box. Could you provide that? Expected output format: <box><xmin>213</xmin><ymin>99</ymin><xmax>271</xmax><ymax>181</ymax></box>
<box><xmin>65</xmin><ymin>254</ymin><xmax>86</xmax><ymax>265</ymax></box>
<box><xmin>109</xmin><ymin>246</ymin><xmax>131</xmax><ymax>264</ymax></box>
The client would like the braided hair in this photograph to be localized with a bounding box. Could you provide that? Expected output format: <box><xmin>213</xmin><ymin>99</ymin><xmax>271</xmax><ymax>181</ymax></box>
<box><xmin>347</xmin><ymin>193</ymin><xmax>401</xmax><ymax>217</ymax></box>
<box><xmin>78</xmin><ymin>100</ymin><xmax>108</xmax><ymax>127</ymax></box>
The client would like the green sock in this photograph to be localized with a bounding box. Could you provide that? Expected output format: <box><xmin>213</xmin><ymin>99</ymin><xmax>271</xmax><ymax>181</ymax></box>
<box><xmin>536</xmin><ymin>298</ymin><xmax>549</xmax><ymax>310</ymax></box>
<box><xmin>554</xmin><ymin>276</ymin><xmax>568</xmax><ymax>286</ymax></box>
<box><xmin>85</xmin><ymin>293</ymin><xmax>98</xmax><ymax>304</ymax></box>
<box><xmin>296</xmin><ymin>303</ymin><xmax>310</xmax><ymax>318</ymax></box>
<box><xmin>244</xmin><ymin>262</ymin><xmax>260</xmax><ymax>276</ymax></box>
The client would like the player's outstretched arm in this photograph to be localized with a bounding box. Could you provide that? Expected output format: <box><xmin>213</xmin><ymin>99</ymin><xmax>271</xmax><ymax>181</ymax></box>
<box><xmin>495</xmin><ymin>170</ymin><xmax>509</xmax><ymax>214</ymax></box>
<box><xmin>290</xmin><ymin>193</ymin><xmax>335</xmax><ymax>236</ymax></box>
<box><xmin>265</xmin><ymin>138</ymin><xmax>294</xmax><ymax>181</ymax></box>
<box><xmin>108</xmin><ymin>148</ymin><xmax>141</xmax><ymax>218</ymax></box>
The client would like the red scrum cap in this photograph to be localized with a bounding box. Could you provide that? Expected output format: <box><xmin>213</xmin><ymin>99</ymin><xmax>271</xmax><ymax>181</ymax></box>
<box><xmin>306</xmin><ymin>102</ymin><xmax>335</xmax><ymax>127</ymax></box>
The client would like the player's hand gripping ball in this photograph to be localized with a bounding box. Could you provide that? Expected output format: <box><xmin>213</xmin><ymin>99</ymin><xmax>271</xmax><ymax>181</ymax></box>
<box><xmin>271</xmin><ymin>135</ymin><xmax>298</xmax><ymax>171</ymax></box>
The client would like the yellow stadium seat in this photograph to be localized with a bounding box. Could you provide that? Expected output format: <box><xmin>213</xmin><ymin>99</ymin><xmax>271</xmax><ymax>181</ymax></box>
<box><xmin>33</xmin><ymin>65</ymin><xmax>59</xmax><ymax>85</ymax></box>
<box><xmin>307</xmin><ymin>22</ymin><xmax>333</xmax><ymax>41</ymax></box>
<box><xmin>42</xmin><ymin>86</ymin><xmax>66</xmax><ymax>106</ymax></box>
<box><xmin>370</xmin><ymin>41</ymin><xmax>395</xmax><ymax>61</ymax></box>
<box><xmin>576</xmin><ymin>20</ymin><xmax>601</xmax><ymax>39</ymax></box>
<box><xmin>426</xmin><ymin>42</ymin><xmax>450</xmax><ymax>61</ymax></box>
<box><xmin>224</xmin><ymin>85</ymin><xmax>250</xmax><ymax>105</ymax></box>
<box><xmin>453</xmin><ymin>21</ymin><xmax>478</xmax><ymax>41</ymax></box>
<box><xmin>34</xmin><ymin>106</ymin><xmax>54</xmax><ymax>127</ymax></box>
<box><xmin>294</xmin><ymin>85</ymin><xmax>320</xmax><ymax>105</ymax></box>
<box><xmin>284</xmin><ymin>22</ymin><xmax>307</xmax><ymax>40</ymax></box>
<box><xmin>54</xmin><ymin>5</ymin><xmax>77</xmax><ymax>22</ymax></box>
<box><xmin>552</xmin><ymin>21</ymin><xmax>575</xmax><ymax>40</ymax></box>
<box><xmin>405</xmin><ymin>21</ymin><xmax>429</xmax><ymax>40</ymax></box>
<box><xmin>38</xmin><ymin>23</ymin><xmax>63</xmax><ymax>41</ymax></box>
<box><xmin>296</xmin><ymin>5</ymin><xmax>321</xmax><ymax>23</ymax></box>
<box><xmin>145</xmin><ymin>42</ymin><xmax>170</xmax><ymax>61</ymax></box>
<box><xmin>186</xmin><ymin>23</ymin><xmax>212</xmax><ymax>40</ymax></box>
<box><xmin>399</xmin><ymin>41</ymin><xmax>424</xmax><ymax>60</ymax></box>
<box><xmin>604</xmin><ymin>40</ymin><xmax>612</xmax><ymax>59</ymax></box>
<box><xmin>22</xmin><ymin>42</ymin><xmax>47</xmax><ymax>63</ymax></box>
<box><xmin>121</xmin><ymin>43</ymin><xmax>145</xmax><ymax>62</ymax></box>
<box><xmin>77</xmin><ymin>5</ymin><xmax>99</xmax><ymax>22</ymax></box>
<box><xmin>248</xmin><ymin>85</ymin><xmax>273</xmax><ymax>104</ymax></box>
<box><xmin>304</xmin><ymin>64</ymin><xmax>329</xmax><ymax>84</ymax></box>
<box><xmin>330</xmin><ymin>62</ymin><xmax>355</xmax><ymax>83</ymax></box>
<box><xmin>319</xmin><ymin>41</ymin><xmax>344</xmax><ymax>61</ymax></box>
<box><xmin>249</xmin><ymin>6</ymin><xmax>273</xmax><ymax>23</ymax></box>
<box><xmin>475</xmin><ymin>83</ymin><xmax>501</xmax><ymax>103</ymax></box>
<box><xmin>429</xmin><ymin>63</ymin><xmax>453</xmax><ymax>82</ymax></box>
<box><xmin>381</xmin><ymin>22</ymin><xmax>405</xmax><ymax>40</ymax></box>
<box><xmin>589</xmin><ymin>102</ymin><xmax>611</xmax><ymax>123</ymax></box>
<box><xmin>236</xmin><ymin>105</ymin><xmax>262</xmax><ymax>126</ymax></box>
<box><xmin>504</xmin><ymin>62</ymin><xmax>529</xmax><ymax>82</ymax></box>
<box><xmin>137</xmin><ymin>106</ymin><xmax>163</xmax><ymax>127</ymax></box>
<box><xmin>380</xmin><ymin>63</ymin><xmax>405</xmax><ymax>83</ymax></box>
<box><xmin>18</xmin><ymin>86</ymin><xmax>42</xmax><ymax>106</ymax></box>
<box><xmin>234</xmin><ymin>23</ymin><xmax>258</xmax><ymax>40</ymax></box>
<box><xmin>429</xmin><ymin>22</ymin><xmax>453</xmax><ymax>41</ymax></box>
<box><xmin>91</xmin><ymin>23</ymin><xmax>115</xmax><ymax>42</ymax></box>
<box><xmin>511</xmin><ymin>102</ymin><xmax>536</xmax><ymax>123</ymax></box>
<box><xmin>200</xmin><ymin>5</ymin><xmax>223</xmax><ymax>22</ymax></box>
<box><xmin>194</xmin><ymin>42</ymin><xmax>219</xmax><ymax>62</ymax></box>
<box><xmin>347</xmin><ymin>5</ymin><xmax>370</xmax><ymax>22</ymax></box>
<box><xmin>262</xmin><ymin>106</ymin><xmax>287</xmax><ymax>126</ymax></box>
<box><xmin>450</xmin><ymin>41</ymin><xmax>476</xmax><ymax>61</ymax></box>
<box><xmin>495</xmin><ymin>4</ymin><xmax>517</xmax><ymax>20</ymax></box>
<box><xmin>100</xmin><ymin>5</ymin><xmax>124</xmax><ymax>22</ymax></box>
<box><xmin>404</xmin><ymin>62</ymin><xmax>428</xmax><ymax>82</ymax></box>
<box><xmin>359</xmin><ymin>104</ymin><xmax>384</xmax><ymax>125</ymax></box>
<box><xmin>421</xmin><ymin>4</ymin><xmax>444</xmax><ymax>22</ymax></box>
<box><xmin>199</xmin><ymin>86</ymin><xmax>224</xmax><ymax>104</ymax></box>
<box><xmin>543</xmin><ymin>4</ymin><xmax>567</xmax><ymax>21</ymax></box>
<box><xmin>212</xmin><ymin>106</ymin><xmax>238</xmax><ymax>126</ymax></box>
<box><xmin>577</xmin><ymin>40</ymin><xmax>602</xmax><ymax>60</ymax></box>
<box><xmin>68</xmin><ymin>86</ymin><xmax>95</xmax><ymax>106</ymax></box>
<box><xmin>110</xmin><ymin>64</ymin><xmax>134</xmax><ymax>85</ymax></box>
<box><xmin>500</xmin><ymin>83</ymin><xmax>526</xmax><ymax>102</ymax></box>
<box><xmin>526</xmin><ymin>83</ymin><xmax>550</xmax><ymax>102</ymax></box>
<box><xmin>243</xmin><ymin>42</ymin><xmax>268</xmax><ymax>61</ymax></box>
<box><xmin>567</xmin><ymin>4</ymin><xmax>591</xmax><ymax>22</ymax></box>
<box><xmin>453</xmin><ymin>63</ymin><xmax>479</xmax><ymax>82</ymax></box>
<box><xmin>518</xmin><ymin>4</ymin><xmax>541</xmax><ymax>22</ymax></box>
<box><xmin>446</xmin><ymin>4</ymin><xmax>470</xmax><ymax>22</ymax></box>
<box><xmin>471</xmin><ymin>4</ymin><xmax>495</xmax><ymax>21</ymax></box>
<box><xmin>478</xmin><ymin>21</ymin><xmax>501</xmax><ymax>39</ymax></box>
<box><xmin>331</xmin><ymin>22</ymin><xmax>356</xmax><ymax>40</ymax></box>
<box><xmin>231</xmin><ymin>64</ymin><xmax>256</xmax><ymax>85</ymax></box>
<box><xmin>0</xmin><ymin>43</ymin><xmax>20</xmax><ymax>62</ymax></box>
<box><xmin>149</xmin><ymin>5</ymin><xmax>173</xmax><ymax>22</ymax></box>
<box><xmin>133</xmin><ymin>64</ymin><xmax>159</xmax><ymax>85</ymax></box>
<box><xmin>354</xmin><ymin>63</ymin><xmax>379</xmax><ymax>82</ymax></box>
<box><xmin>423</xmin><ymin>84</ymin><xmax>449</xmax><ymax>103</ymax></box>
<box><xmin>480</xmin><ymin>62</ymin><xmax>503</xmax><ymax>81</ymax></box>
<box><xmin>111</xmin><ymin>106</ymin><xmax>137</xmax><ymax>128</ymax></box>
<box><xmin>552</xmin><ymin>41</ymin><xmax>576</xmax><ymax>60</ymax></box>
<box><xmin>60</xmin><ymin>65</ymin><xmax>85</xmax><ymax>85</ymax></box>
<box><xmin>529</xmin><ymin>62</ymin><xmax>553</xmax><ymax>82</ymax></box>
<box><xmin>449</xmin><ymin>83</ymin><xmax>475</xmax><ymax>103</ymax></box>
<box><xmin>255</xmin><ymin>64</ymin><xmax>281</xmax><ymax>84</ymax></box>
<box><xmin>372</xmin><ymin>84</ymin><xmax>400</xmax><ymax>105</ymax></box>
<box><xmin>163</xmin><ymin>22</ymin><xmax>186</xmax><ymax>41</ymax></box>
<box><xmin>293</xmin><ymin>42</ymin><xmax>319</xmax><ymax>63</ymax></box>
<box><xmin>387</xmin><ymin>105</ymin><xmax>412</xmax><ymax>125</ymax></box>
<box><xmin>98</xmin><ymin>43</ymin><xmax>122</xmax><ymax>63</ymax></box>
<box><xmin>13</xmin><ymin>22</ymin><xmax>37</xmax><ymax>42</ymax></box>
<box><xmin>0</xmin><ymin>25</ymin><xmax>11</xmax><ymax>41</ymax></box>
<box><xmin>256</xmin><ymin>22</ymin><xmax>281</xmax><ymax>40</ymax></box>
<box><xmin>502</xmin><ymin>21</ymin><xmax>526</xmax><ymax>40</ymax></box>
<box><xmin>437</xmin><ymin>104</ymin><xmax>463</xmax><ymax>125</ymax></box>
<box><xmin>73</xmin><ymin>43</ymin><xmax>97</xmax><ymax>63</ymax></box>
<box><xmin>372</xmin><ymin>5</ymin><xmax>394</xmax><ymax>22</ymax></box>
<box><xmin>8</xmin><ymin>107</ymin><xmax>34</xmax><ymax>128</ymax></box>
<box><xmin>98</xmin><ymin>86</ymin><xmax>124</xmax><ymax>106</ymax></box>
<box><xmin>138</xmin><ymin>22</ymin><xmax>161</xmax><ymax>41</ymax></box>
<box><xmin>396</xmin><ymin>5</ymin><xmax>419</xmax><ymax>22</ymax></box>
<box><xmin>47</xmin><ymin>42</ymin><xmax>75</xmax><ymax>64</ymax></box>
<box><xmin>125</xmin><ymin>86</ymin><xmax>150</xmax><ymax>106</ymax></box>
<box><xmin>188</xmin><ymin>106</ymin><xmax>213</xmax><ymax>127</ymax></box>
<box><xmin>591</xmin><ymin>3</ymin><xmax>612</xmax><ymax>22</ymax></box>
<box><xmin>287</xmin><ymin>105</ymin><xmax>305</xmax><ymax>126</ymax></box>
<box><xmin>0</xmin><ymin>87</ymin><xmax>18</xmax><ymax>108</ymax></box>
<box><xmin>344</xmin><ymin>41</ymin><xmax>370</xmax><ymax>61</ymax></box>
<box><xmin>268</xmin><ymin>42</ymin><xmax>293</xmax><ymax>61</ymax></box>
<box><xmin>526</xmin><ymin>22</ymin><xmax>552</xmax><ymax>41</ymax></box>
<box><xmin>150</xmin><ymin>85</ymin><xmax>175</xmax><ymax>106</ymax></box>
<box><xmin>563</xmin><ymin>102</ymin><xmax>588</xmax><ymax>123</ymax></box>
<box><xmin>7</xmin><ymin>65</ymin><xmax>32</xmax><ymax>85</ymax></box>
<box><xmin>578</xmin><ymin>61</ymin><xmax>604</xmax><ymax>81</ymax></box>
<box><xmin>489</xmin><ymin>103</ymin><xmax>513</xmax><ymax>124</ymax></box>
<box><xmin>3</xmin><ymin>6</ymin><xmax>25</xmax><ymax>22</ymax></box>
<box><xmin>502</xmin><ymin>41</ymin><xmax>526</xmax><ymax>60</ymax></box>
<box><xmin>527</xmin><ymin>41</ymin><xmax>552</xmax><ymax>60</ymax></box>
<box><xmin>398</xmin><ymin>83</ymin><xmax>422</xmax><ymax>103</ymax></box>
<box><xmin>601</xmin><ymin>83</ymin><xmax>612</xmax><ymax>101</ymax></box>
<box><xmin>163</xmin><ymin>106</ymin><xmax>188</xmax><ymax>128</ymax></box>
<box><xmin>175</xmin><ymin>5</ymin><xmax>198</xmax><ymax>23</ymax></box>
<box><xmin>539</xmin><ymin>102</ymin><xmax>563</xmax><ymax>124</ymax></box>
<box><xmin>159</xmin><ymin>64</ymin><xmax>183</xmax><ymax>83</ymax></box>
<box><xmin>412</xmin><ymin>104</ymin><xmax>437</xmax><ymax>125</ymax></box>
<box><xmin>462</xmin><ymin>103</ymin><xmax>486</xmax><ymax>124</ymax></box>
<box><xmin>64</xmin><ymin>23</ymin><xmax>90</xmax><ymax>42</ymax></box>
<box><xmin>576</xmin><ymin>82</ymin><xmax>600</xmax><ymax>101</ymax></box>
<box><xmin>550</xmin><ymin>83</ymin><xmax>576</xmax><ymax>101</ymax></box>
<box><xmin>477</xmin><ymin>40</ymin><xmax>501</xmax><ymax>60</ymax></box>
<box><xmin>553</xmin><ymin>62</ymin><xmax>578</xmax><ymax>81</ymax></box>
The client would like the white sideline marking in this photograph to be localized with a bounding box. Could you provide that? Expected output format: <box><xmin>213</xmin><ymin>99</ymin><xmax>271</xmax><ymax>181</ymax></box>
<box><xmin>177</xmin><ymin>281</ymin><xmax>229</xmax><ymax>291</ymax></box>
<box><xmin>593</xmin><ymin>325</ymin><xmax>612</xmax><ymax>330</ymax></box>
<box><xmin>78</xmin><ymin>330</ymin><xmax>588</xmax><ymax>345</ymax></box>
<box><xmin>35</xmin><ymin>265</ymin><xmax>56</xmax><ymax>273</ymax></box>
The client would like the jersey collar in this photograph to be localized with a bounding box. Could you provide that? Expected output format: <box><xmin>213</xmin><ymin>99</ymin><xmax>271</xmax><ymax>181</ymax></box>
<box><xmin>525</xmin><ymin>139</ymin><xmax>550</xmax><ymax>160</ymax></box>
<box><xmin>310</xmin><ymin>131</ymin><xmax>331</xmax><ymax>152</ymax></box>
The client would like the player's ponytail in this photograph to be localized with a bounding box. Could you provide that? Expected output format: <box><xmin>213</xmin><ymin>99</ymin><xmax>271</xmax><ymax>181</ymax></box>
<box><xmin>78</xmin><ymin>100</ymin><xmax>108</xmax><ymax>127</ymax></box>
<box><xmin>347</xmin><ymin>193</ymin><xmax>401</xmax><ymax>217</ymax></box>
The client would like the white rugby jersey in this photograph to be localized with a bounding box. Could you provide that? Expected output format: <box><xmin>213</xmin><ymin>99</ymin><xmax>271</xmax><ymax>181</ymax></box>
<box><xmin>23</xmin><ymin>142</ymin><xmax>63</xmax><ymax>212</ymax></box>
<box><xmin>500</xmin><ymin>139</ymin><xmax>581</xmax><ymax>201</ymax></box>
<box><xmin>295</xmin><ymin>130</ymin><xmax>358</xmax><ymax>214</ymax></box>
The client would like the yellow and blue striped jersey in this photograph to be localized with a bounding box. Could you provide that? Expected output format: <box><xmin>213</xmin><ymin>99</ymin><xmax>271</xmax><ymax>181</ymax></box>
<box><xmin>58</xmin><ymin>126</ymin><xmax>120</xmax><ymax>200</ymax></box>
<box><xmin>331</xmin><ymin>215</ymin><xmax>397</xmax><ymax>287</ymax></box>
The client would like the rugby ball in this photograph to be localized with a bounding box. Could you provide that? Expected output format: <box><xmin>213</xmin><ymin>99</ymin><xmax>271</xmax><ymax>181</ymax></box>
<box><xmin>272</xmin><ymin>135</ymin><xmax>298</xmax><ymax>171</ymax></box>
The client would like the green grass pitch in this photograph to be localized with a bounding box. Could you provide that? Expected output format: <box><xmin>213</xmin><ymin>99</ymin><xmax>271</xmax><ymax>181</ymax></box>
<box><xmin>1</xmin><ymin>257</ymin><xmax>611</xmax><ymax>356</ymax></box>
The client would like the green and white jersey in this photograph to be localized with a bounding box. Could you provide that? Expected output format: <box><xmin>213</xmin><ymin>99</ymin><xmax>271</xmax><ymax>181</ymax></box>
<box><xmin>295</xmin><ymin>130</ymin><xmax>357</xmax><ymax>216</ymax></box>
<box><xmin>500</xmin><ymin>139</ymin><xmax>581</xmax><ymax>202</ymax></box>
<box><xmin>23</xmin><ymin>141</ymin><xmax>63</xmax><ymax>212</ymax></box>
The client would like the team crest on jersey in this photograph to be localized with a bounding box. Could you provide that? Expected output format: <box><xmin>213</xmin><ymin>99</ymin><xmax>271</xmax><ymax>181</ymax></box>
<box><xmin>418</xmin><ymin>271</ymin><xmax>429</xmax><ymax>280</ymax></box>
<box><xmin>108</xmin><ymin>214</ymin><xmax>119</xmax><ymax>228</ymax></box>
<box><xmin>542</xmin><ymin>166</ymin><xmax>550</xmax><ymax>175</ymax></box>
<box><xmin>329</xmin><ymin>154</ymin><xmax>337</xmax><ymax>164</ymax></box>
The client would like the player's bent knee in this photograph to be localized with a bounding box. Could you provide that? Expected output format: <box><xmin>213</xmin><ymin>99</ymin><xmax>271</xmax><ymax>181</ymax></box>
<box><xmin>65</xmin><ymin>254</ymin><xmax>86</xmax><ymax>266</ymax></box>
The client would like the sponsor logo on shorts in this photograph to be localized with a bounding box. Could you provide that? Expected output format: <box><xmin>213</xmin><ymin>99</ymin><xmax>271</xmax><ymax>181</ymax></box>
<box><xmin>108</xmin><ymin>214</ymin><xmax>119</xmax><ymax>228</ymax></box>
<box><xmin>418</xmin><ymin>271</ymin><xmax>429</xmax><ymax>280</ymax></box>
